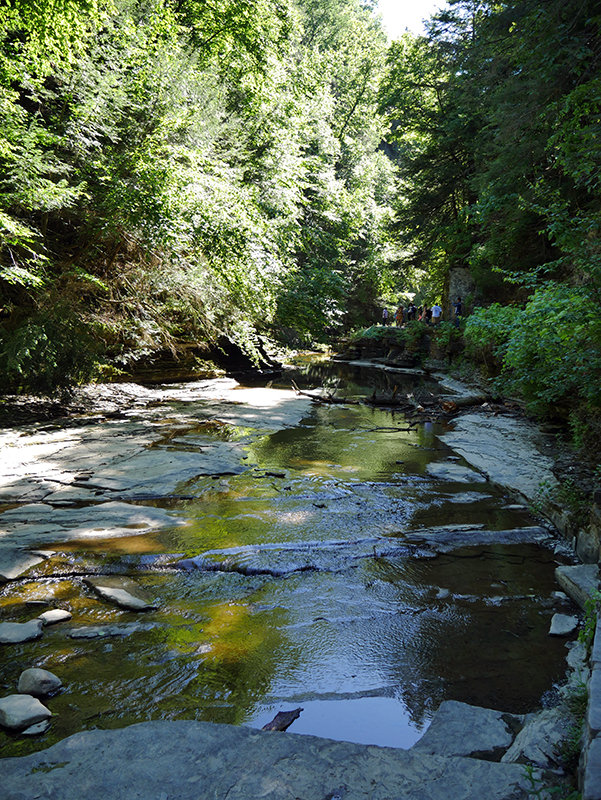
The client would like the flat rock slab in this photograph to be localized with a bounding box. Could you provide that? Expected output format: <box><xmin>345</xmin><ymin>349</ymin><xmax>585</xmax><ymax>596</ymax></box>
<box><xmin>555</xmin><ymin>564</ymin><xmax>600</xmax><ymax>609</ymax></box>
<box><xmin>1</xmin><ymin>719</ymin><xmax>536</xmax><ymax>800</ymax></box>
<box><xmin>439</xmin><ymin>413</ymin><xmax>557</xmax><ymax>501</ymax></box>
<box><xmin>404</xmin><ymin>526</ymin><xmax>551</xmax><ymax>552</ymax></box>
<box><xmin>410</xmin><ymin>700</ymin><xmax>520</xmax><ymax>759</ymax></box>
<box><xmin>0</xmin><ymin>619</ymin><xmax>43</xmax><ymax>644</ymax></box>
<box><xmin>426</xmin><ymin>462</ymin><xmax>487</xmax><ymax>484</ymax></box>
<box><xmin>0</xmin><ymin>694</ymin><xmax>52</xmax><ymax>731</ymax></box>
<box><xmin>177</xmin><ymin>527</ymin><xmax>551</xmax><ymax>578</ymax></box>
<box><xmin>0</xmin><ymin>549</ymin><xmax>45</xmax><ymax>582</ymax></box>
<box><xmin>583</xmin><ymin>736</ymin><xmax>601</xmax><ymax>800</ymax></box>
<box><xmin>0</xmin><ymin>501</ymin><xmax>186</xmax><ymax>548</ymax></box>
<box><xmin>83</xmin><ymin>576</ymin><xmax>157</xmax><ymax>610</ymax></box>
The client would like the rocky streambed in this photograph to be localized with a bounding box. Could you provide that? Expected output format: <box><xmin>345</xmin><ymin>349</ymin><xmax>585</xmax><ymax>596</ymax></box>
<box><xmin>0</xmin><ymin>359</ymin><xmax>591</xmax><ymax>797</ymax></box>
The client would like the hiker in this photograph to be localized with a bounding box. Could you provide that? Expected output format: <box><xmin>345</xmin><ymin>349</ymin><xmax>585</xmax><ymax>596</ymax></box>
<box><xmin>382</xmin><ymin>307</ymin><xmax>389</xmax><ymax>326</ymax></box>
<box><xmin>431</xmin><ymin>302</ymin><xmax>442</xmax><ymax>324</ymax></box>
<box><xmin>395</xmin><ymin>306</ymin><xmax>403</xmax><ymax>327</ymax></box>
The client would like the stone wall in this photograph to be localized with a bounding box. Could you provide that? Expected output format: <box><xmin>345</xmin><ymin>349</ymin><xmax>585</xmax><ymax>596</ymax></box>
<box><xmin>540</xmin><ymin>494</ymin><xmax>601</xmax><ymax>565</ymax></box>
<box><xmin>553</xmin><ymin>564</ymin><xmax>601</xmax><ymax>799</ymax></box>
<box><xmin>583</xmin><ymin>615</ymin><xmax>601</xmax><ymax>800</ymax></box>
<box><xmin>444</xmin><ymin>267</ymin><xmax>476</xmax><ymax>319</ymax></box>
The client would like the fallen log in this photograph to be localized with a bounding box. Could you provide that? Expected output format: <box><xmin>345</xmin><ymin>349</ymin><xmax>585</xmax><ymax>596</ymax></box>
<box><xmin>262</xmin><ymin>707</ymin><xmax>303</xmax><ymax>732</ymax></box>
<box><xmin>291</xmin><ymin>380</ymin><xmax>360</xmax><ymax>405</ymax></box>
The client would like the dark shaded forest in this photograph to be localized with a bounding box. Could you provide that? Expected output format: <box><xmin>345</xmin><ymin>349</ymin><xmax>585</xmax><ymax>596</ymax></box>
<box><xmin>1</xmin><ymin>0</ymin><xmax>600</xmax><ymax>447</ymax></box>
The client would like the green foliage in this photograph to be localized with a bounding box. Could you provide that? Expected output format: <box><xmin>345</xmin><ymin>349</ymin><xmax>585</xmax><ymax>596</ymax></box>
<box><xmin>0</xmin><ymin>307</ymin><xmax>99</xmax><ymax>395</ymax></box>
<box><xmin>431</xmin><ymin>320</ymin><xmax>461</xmax><ymax>350</ymax></box>
<box><xmin>464</xmin><ymin>286</ymin><xmax>601</xmax><ymax>412</ymax></box>
<box><xmin>0</xmin><ymin>0</ymin><xmax>396</xmax><ymax>380</ymax></box>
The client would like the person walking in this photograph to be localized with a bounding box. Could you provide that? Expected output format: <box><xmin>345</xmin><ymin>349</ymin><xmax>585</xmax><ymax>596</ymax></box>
<box><xmin>431</xmin><ymin>302</ymin><xmax>442</xmax><ymax>324</ymax></box>
<box><xmin>395</xmin><ymin>306</ymin><xmax>403</xmax><ymax>327</ymax></box>
<box><xmin>382</xmin><ymin>307</ymin><xmax>389</xmax><ymax>326</ymax></box>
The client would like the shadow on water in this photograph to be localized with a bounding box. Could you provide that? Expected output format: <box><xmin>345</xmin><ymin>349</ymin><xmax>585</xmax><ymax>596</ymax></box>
<box><xmin>0</xmin><ymin>358</ymin><xmax>578</xmax><ymax>756</ymax></box>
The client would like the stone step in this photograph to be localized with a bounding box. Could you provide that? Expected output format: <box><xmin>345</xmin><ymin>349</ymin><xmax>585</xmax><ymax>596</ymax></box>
<box><xmin>2</xmin><ymin>718</ymin><xmax>538</xmax><ymax>800</ymax></box>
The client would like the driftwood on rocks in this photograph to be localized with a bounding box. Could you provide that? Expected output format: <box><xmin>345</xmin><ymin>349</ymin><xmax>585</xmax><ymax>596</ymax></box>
<box><xmin>262</xmin><ymin>707</ymin><xmax>303</xmax><ymax>732</ymax></box>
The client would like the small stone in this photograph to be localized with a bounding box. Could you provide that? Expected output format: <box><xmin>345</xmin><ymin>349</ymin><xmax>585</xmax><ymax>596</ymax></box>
<box><xmin>38</xmin><ymin>609</ymin><xmax>72</xmax><ymax>626</ymax></box>
<box><xmin>18</xmin><ymin>668</ymin><xmax>62</xmax><ymax>697</ymax></box>
<box><xmin>0</xmin><ymin>695</ymin><xmax>52</xmax><ymax>730</ymax></box>
<box><xmin>549</xmin><ymin>614</ymin><xmax>579</xmax><ymax>636</ymax></box>
<box><xmin>0</xmin><ymin>619</ymin><xmax>43</xmax><ymax>644</ymax></box>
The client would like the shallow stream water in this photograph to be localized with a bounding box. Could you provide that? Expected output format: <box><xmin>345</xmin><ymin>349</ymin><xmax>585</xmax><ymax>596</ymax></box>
<box><xmin>0</xmin><ymin>359</ymin><xmax>576</xmax><ymax>757</ymax></box>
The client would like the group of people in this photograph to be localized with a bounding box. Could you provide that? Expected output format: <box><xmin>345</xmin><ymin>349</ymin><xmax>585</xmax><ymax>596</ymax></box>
<box><xmin>381</xmin><ymin>297</ymin><xmax>462</xmax><ymax>328</ymax></box>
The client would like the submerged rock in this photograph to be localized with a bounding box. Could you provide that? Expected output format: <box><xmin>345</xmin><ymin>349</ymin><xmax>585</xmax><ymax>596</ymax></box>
<box><xmin>83</xmin><ymin>576</ymin><xmax>158</xmax><ymax>611</ymax></box>
<box><xmin>0</xmin><ymin>694</ymin><xmax>52</xmax><ymax>731</ymax></box>
<box><xmin>21</xmin><ymin>719</ymin><xmax>52</xmax><ymax>736</ymax></box>
<box><xmin>68</xmin><ymin>622</ymin><xmax>156</xmax><ymax>639</ymax></box>
<box><xmin>18</xmin><ymin>668</ymin><xmax>62</xmax><ymax>697</ymax></box>
<box><xmin>426</xmin><ymin>461</ymin><xmax>487</xmax><ymax>484</ymax></box>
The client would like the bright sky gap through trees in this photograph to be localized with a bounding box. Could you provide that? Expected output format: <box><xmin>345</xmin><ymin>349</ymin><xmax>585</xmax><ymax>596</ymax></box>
<box><xmin>376</xmin><ymin>0</ymin><xmax>446</xmax><ymax>38</ymax></box>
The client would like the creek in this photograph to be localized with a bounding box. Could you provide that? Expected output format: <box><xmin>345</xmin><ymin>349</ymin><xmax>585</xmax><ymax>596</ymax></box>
<box><xmin>0</xmin><ymin>358</ymin><xmax>575</xmax><ymax>758</ymax></box>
